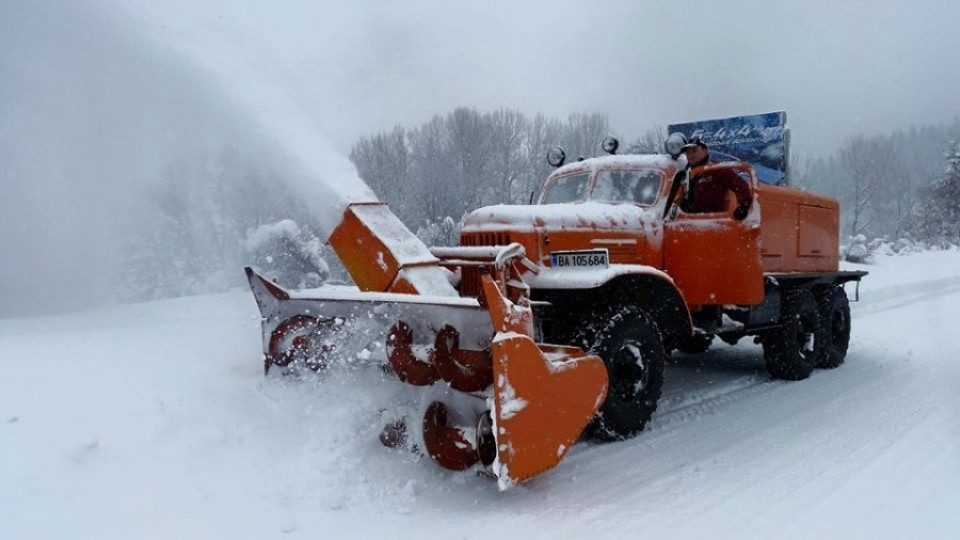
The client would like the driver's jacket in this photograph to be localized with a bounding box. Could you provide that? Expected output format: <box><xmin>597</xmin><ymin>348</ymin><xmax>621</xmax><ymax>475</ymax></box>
<box><xmin>680</xmin><ymin>167</ymin><xmax>751</xmax><ymax>214</ymax></box>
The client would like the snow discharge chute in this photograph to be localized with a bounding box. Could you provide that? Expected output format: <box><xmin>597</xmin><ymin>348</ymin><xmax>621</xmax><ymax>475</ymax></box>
<box><xmin>246</xmin><ymin>202</ymin><xmax>608</xmax><ymax>488</ymax></box>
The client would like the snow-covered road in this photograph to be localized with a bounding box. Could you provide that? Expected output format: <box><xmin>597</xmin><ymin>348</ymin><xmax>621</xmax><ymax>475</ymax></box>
<box><xmin>1</xmin><ymin>251</ymin><xmax>958</xmax><ymax>539</ymax></box>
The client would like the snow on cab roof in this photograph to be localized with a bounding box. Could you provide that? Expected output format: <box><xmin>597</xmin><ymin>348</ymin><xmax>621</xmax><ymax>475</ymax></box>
<box><xmin>552</xmin><ymin>153</ymin><xmax>683</xmax><ymax>177</ymax></box>
<box><xmin>462</xmin><ymin>201</ymin><xmax>662</xmax><ymax>233</ymax></box>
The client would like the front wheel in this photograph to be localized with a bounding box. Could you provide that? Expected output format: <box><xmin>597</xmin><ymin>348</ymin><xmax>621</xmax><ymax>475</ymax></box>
<box><xmin>581</xmin><ymin>307</ymin><xmax>665</xmax><ymax>441</ymax></box>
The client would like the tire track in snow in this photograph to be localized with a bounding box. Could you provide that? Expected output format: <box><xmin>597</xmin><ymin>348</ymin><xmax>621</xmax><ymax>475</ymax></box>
<box><xmin>651</xmin><ymin>374</ymin><xmax>778</xmax><ymax>433</ymax></box>
<box><xmin>584</xmin><ymin>274</ymin><xmax>960</xmax><ymax>448</ymax></box>
<box><xmin>851</xmin><ymin>275</ymin><xmax>960</xmax><ymax>317</ymax></box>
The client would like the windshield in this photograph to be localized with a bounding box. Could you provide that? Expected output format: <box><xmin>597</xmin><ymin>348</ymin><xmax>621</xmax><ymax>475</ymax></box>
<box><xmin>541</xmin><ymin>172</ymin><xmax>590</xmax><ymax>204</ymax></box>
<box><xmin>591</xmin><ymin>170</ymin><xmax>662</xmax><ymax>205</ymax></box>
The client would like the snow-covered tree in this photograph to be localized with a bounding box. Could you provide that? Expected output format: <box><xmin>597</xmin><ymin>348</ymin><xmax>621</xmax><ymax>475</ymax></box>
<box><xmin>244</xmin><ymin>220</ymin><xmax>329</xmax><ymax>289</ymax></box>
<box><xmin>415</xmin><ymin>216</ymin><xmax>459</xmax><ymax>248</ymax></box>
<box><xmin>912</xmin><ymin>141</ymin><xmax>960</xmax><ymax>246</ymax></box>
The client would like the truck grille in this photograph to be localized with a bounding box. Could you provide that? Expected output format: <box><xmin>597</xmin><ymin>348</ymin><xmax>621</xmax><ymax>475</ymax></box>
<box><xmin>458</xmin><ymin>232</ymin><xmax>512</xmax><ymax>298</ymax></box>
<box><xmin>460</xmin><ymin>232</ymin><xmax>512</xmax><ymax>248</ymax></box>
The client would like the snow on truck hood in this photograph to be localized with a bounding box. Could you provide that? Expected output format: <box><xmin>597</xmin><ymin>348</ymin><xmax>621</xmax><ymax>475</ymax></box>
<box><xmin>462</xmin><ymin>202</ymin><xmax>661</xmax><ymax>233</ymax></box>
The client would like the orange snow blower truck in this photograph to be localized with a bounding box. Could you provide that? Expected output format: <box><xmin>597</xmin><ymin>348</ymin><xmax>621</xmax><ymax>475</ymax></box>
<box><xmin>245</xmin><ymin>130</ymin><xmax>865</xmax><ymax>489</ymax></box>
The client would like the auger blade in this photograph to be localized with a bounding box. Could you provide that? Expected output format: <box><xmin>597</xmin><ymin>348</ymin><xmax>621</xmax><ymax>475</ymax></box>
<box><xmin>244</xmin><ymin>267</ymin><xmax>494</xmax><ymax>364</ymax></box>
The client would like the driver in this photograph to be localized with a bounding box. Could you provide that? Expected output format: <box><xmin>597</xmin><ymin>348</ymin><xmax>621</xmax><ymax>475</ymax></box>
<box><xmin>680</xmin><ymin>137</ymin><xmax>752</xmax><ymax>220</ymax></box>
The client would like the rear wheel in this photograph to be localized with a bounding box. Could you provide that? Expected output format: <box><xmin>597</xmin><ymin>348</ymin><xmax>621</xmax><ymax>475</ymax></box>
<box><xmin>763</xmin><ymin>289</ymin><xmax>822</xmax><ymax>381</ymax></box>
<box><xmin>581</xmin><ymin>307</ymin><xmax>665</xmax><ymax>441</ymax></box>
<box><xmin>815</xmin><ymin>286</ymin><xmax>851</xmax><ymax>369</ymax></box>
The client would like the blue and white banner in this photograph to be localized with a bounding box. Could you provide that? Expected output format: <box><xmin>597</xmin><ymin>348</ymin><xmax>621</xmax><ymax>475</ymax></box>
<box><xmin>669</xmin><ymin>111</ymin><xmax>789</xmax><ymax>185</ymax></box>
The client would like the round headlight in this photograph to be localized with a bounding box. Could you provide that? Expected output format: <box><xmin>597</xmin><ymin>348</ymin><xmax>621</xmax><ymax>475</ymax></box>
<box><xmin>546</xmin><ymin>146</ymin><xmax>566</xmax><ymax>167</ymax></box>
<box><xmin>601</xmin><ymin>136</ymin><xmax>619</xmax><ymax>155</ymax></box>
<box><xmin>664</xmin><ymin>132</ymin><xmax>688</xmax><ymax>158</ymax></box>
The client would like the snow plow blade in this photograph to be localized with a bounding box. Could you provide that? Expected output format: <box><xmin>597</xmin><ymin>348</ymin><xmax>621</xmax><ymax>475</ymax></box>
<box><xmin>245</xmin><ymin>202</ymin><xmax>610</xmax><ymax>489</ymax></box>
<box><xmin>481</xmin><ymin>274</ymin><xmax>608</xmax><ymax>489</ymax></box>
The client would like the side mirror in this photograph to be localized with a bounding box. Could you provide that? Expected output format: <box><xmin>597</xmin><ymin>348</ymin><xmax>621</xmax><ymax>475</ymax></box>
<box><xmin>664</xmin><ymin>132</ymin><xmax>688</xmax><ymax>158</ymax></box>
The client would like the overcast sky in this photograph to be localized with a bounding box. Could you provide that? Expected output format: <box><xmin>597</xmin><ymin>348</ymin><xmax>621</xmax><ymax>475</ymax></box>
<box><xmin>2</xmin><ymin>0</ymin><xmax>959</xmax><ymax>316</ymax></box>
<box><xmin>117</xmin><ymin>0</ymin><xmax>960</xmax><ymax>159</ymax></box>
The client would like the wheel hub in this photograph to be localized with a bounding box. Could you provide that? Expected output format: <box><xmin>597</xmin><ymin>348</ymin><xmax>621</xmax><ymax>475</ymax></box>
<box><xmin>610</xmin><ymin>343</ymin><xmax>647</xmax><ymax>401</ymax></box>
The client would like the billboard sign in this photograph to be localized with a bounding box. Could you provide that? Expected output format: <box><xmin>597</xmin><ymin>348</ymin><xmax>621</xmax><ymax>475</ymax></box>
<box><xmin>668</xmin><ymin>111</ymin><xmax>789</xmax><ymax>185</ymax></box>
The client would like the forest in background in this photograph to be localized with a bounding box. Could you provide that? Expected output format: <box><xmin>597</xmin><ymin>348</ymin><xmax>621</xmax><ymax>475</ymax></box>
<box><xmin>119</xmin><ymin>109</ymin><xmax>960</xmax><ymax>301</ymax></box>
<box><xmin>352</xmin><ymin>109</ymin><xmax>960</xmax><ymax>254</ymax></box>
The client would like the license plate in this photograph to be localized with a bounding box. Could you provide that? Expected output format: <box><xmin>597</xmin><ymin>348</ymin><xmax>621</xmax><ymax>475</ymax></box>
<box><xmin>550</xmin><ymin>249</ymin><xmax>609</xmax><ymax>269</ymax></box>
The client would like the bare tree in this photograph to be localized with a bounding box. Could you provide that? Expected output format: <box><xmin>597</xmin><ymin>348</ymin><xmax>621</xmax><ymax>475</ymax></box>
<box><xmin>349</xmin><ymin>126</ymin><xmax>413</xmax><ymax>218</ymax></box>
<box><xmin>408</xmin><ymin>115</ymin><xmax>454</xmax><ymax>223</ymax></box>
<box><xmin>520</xmin><ymin>113</ymin><xmax>564</xmax><ymax>201</ymax></box>
<box><xmin>839</xmin><ymin>136</ymin><xmax>880</xmax><ymax>239</ymax></box>
<box><xmin>446</xmin><ymin>107</ymin><xmax>492</xmax><ymax>214</ymax></box>
<box><xmin>562</xmin><ymin>112</ymin><xmax>610</xmax><ymax>160</ymax></box>
<box><xmin>625</xmin><ymin>125</ymin><xmax>667</xmax><ymax>154</ymax></box>
<box><xmin>485</xmin><ymin>109</ymin><xmax>528</xmax><ymax>204</ymax></box>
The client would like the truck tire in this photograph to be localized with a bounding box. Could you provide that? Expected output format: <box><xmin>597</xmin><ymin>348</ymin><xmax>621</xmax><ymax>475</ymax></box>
<box><xmin>815</xmin><ymin>286</ymin><xmax>851</xmax><ymax>369</ymax></box>
<box><xmin>763</xmin><ymin>289</ymin><xmax>822</xmax><ymax>381</ymax></box>
<box><xmin>582</xmin><ymin>307</ymin><xmax>665</xmax><ymax>441</ymax></box>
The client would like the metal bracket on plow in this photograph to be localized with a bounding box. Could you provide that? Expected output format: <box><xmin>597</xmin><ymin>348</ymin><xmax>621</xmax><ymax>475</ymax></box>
<box><xmin>479</xmin><ymin>273</ymin><xmax>608</xmax><ymax>489</ymax></box>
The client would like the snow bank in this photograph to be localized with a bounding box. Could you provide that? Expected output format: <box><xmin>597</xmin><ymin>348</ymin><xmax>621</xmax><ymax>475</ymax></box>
<box><xmin>842</xmin><ymin>247</ymin><xmax>960</xmax><ymax>292</ymax></box>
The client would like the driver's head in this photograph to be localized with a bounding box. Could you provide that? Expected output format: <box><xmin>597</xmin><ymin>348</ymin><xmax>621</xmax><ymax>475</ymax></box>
<box><xmin>682</xmin><ymin>137</ymin><xmax>709</xmax><ymax>167</ymax></box>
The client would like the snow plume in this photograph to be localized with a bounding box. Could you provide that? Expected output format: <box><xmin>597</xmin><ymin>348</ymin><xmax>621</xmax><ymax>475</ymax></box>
<box><xmin>117</xmin><ymin>0</ymin><xmax>379</xmax><ymax>225</ymax></box>
<box><xmin>0</xmin><ymin>0</ymin><xmax>376</xmax><ymax>316</ymax></box>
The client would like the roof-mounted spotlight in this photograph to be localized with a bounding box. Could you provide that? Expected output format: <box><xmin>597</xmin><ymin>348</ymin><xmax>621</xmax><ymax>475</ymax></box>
<box><xmin>601</xmin><ymin>136</ymin><xmax>619</xmax><ymax>155</ymax></box>
<box><xmin>665</xmin><ymin>132</ymin><xmax>688</xmax><ymax>159</ymax></box>
<box><xmin>546</xmin><ymin>146</ymin><xmax>566</xmax><ymax>167</ymax></box>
